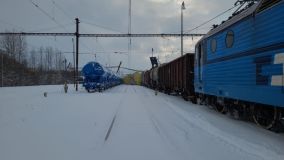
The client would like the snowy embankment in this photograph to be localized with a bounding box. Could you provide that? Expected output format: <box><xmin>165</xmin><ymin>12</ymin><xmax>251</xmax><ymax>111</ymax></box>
<box><xmin>0</xmin><ymin>85</ymin><xmax>283</xmax><ymax>160</ymax></box>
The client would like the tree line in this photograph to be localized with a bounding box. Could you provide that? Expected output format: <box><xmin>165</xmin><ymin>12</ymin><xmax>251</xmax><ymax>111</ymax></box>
<box><xmin>0</xmin><ymin>30</ymin><xmax>70</xmax><ymax>72</ymax></box>
<box><xmin>0</xmin><ymin>30</ymin><xmax>74</xmax><ymax>87</ymax></box>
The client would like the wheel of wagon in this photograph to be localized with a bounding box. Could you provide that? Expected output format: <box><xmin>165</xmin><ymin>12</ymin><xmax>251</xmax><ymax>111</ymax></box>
<box><xmin>182</xmin><ymin>92</ymin><xmax>189</xmax><ymax>101</ymax></box>
<box><xmin>214</xmin><ymin>103</ymin><xmax>227</xmax><ymax>114</ymax></box>
<box><xmin>191</xmin><ymin>96</ymin><xmax>197</xmax><ymax>104</ymax></box>
<box><xmin>252</xmin><ymin>104</ymin><xmax>278</xmax><ymax>130</ymax></box>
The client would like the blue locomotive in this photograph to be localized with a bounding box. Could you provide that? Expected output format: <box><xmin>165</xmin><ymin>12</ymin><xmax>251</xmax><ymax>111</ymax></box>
<box><xmin>194</xmin><ymin>0</ymin><xmax>284</xmax><ymax>129</ymax></box>
<box><xmin>82</xmin><ymin>61</ymin><xmax>121</xmax><ymax>92</ymax></box>
<box><xmin>142</xmin><ymin>0</ymin><xmax>284</xmax><ymax>131</ymax></box>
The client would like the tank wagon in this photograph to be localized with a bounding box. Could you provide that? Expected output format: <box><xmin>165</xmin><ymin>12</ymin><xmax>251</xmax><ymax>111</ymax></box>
<box><xmin>142</xmin><ymin>0</ymin><xmax>284</xmax><ymax>131</ymax></box>
<box><xmin>82</xmin><ymin>61</ymin><xmax>121</xmax><ymax>92</ymax></box>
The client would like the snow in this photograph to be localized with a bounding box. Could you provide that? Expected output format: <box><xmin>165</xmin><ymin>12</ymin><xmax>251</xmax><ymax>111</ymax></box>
<box><xmin>0</xmin><ymin>84</ymin><xmax>284</xmax><ymax>160</ymax></box>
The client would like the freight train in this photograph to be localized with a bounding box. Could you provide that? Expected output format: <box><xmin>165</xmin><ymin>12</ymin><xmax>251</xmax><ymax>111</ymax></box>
<box><xmin>142</xmin><ymin>0</ymin><xmax>284</xmax><ymax>130</ymax></box>
<box><xmin>82</xmin><ymin>61</ymin><xmax>122</xmax><ymax>92</ymax></box>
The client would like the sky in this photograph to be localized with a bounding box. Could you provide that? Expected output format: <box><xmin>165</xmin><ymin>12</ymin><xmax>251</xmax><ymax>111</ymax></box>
<box><xmin>0</xmin><ymin>0</ymin><xmax>237</xmax><ymax>72</ymax></box>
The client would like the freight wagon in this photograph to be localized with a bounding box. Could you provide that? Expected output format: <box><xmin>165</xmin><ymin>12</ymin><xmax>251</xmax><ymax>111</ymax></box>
<box><xmin>82</xmin><ymin>61</ymin><xmax>121</xmax><ymax>92</ymax></box>
<box><xmin>158</xmin><ymin>54</ymin><xmax>195</xmax><ymax>101</ymax></box>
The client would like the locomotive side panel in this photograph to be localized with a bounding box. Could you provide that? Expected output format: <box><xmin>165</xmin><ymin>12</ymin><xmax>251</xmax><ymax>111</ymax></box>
<box><xmin>195</xmin><ymin>1</ymin><xmax>284</xmax><ymax>107</ymax></box>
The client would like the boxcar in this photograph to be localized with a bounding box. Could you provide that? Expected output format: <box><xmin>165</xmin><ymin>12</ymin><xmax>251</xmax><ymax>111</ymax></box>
<box><xmin>143</xmin><ymin>70</ymin><xmax>151</xmax><ymax>87</ymax></box>
<box><xmin>159</xmin><ymin>53</ymin><xmax>195</xmax><ymax>101</ymax></box>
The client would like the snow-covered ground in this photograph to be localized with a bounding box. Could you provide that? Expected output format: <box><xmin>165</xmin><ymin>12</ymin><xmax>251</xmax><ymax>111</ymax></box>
<box><xmin>0</xmin><ymin>84</ymin><xmax>284</xmax><ymax>160</ymax></box>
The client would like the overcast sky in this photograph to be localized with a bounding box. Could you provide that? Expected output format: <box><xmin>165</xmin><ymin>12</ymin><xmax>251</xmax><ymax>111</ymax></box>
<box><xmin>0</xmin><ymin>0</ymin><xmax>237</xmax><ymax>72</ymax></box>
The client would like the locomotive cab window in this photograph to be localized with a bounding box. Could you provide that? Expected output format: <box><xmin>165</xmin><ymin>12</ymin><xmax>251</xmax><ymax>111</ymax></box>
<box><xmin>225</xmin><ymin>30</ymin><xmax>234</xmax><ymax>48</ymax></box>
<box><xmin>211</xmin><ymin>39</ymin><xmax>217</xmax><ymax>53</ymax></box>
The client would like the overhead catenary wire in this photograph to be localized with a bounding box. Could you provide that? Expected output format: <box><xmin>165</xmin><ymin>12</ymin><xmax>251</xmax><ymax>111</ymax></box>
<box><xmin>49</xmin><ymin>1</ymin><xmax>122</xmax><ymax>56</ymax></box>
<box><xmin>26</xmin><ymin>22</ymin><xmax>74</xmax><ymax>33</ymax></box>
<box><xmin>80</xmin><ymin>20</ymin><xmax>123</xmax><ymax>34</ymax></box>
<box><xmin>94</xmin><ymin>38</ymin><xmax>110</xmax><ymax>66</ymax></box>
<box><xmin>51</xmin><ymin>0</ymin><xmax>99</xmax><ymax>53</ymax></box>
<box><xmin>128</xmin><ymin>0</ymin><xmax>132</xmax><ymax>68</ymax></box>
<box><xmin>51</xmin><ymin>0</ymin><xmax>74</xmax><ymax>21</ymax></box>
<box><xmin>79</xmin><ymin>26</ymin><xmax>104</xmax><ymax>56</ymax></box>
<box><xmin>184</xmin><ymin>4</ymin><xmax>240</xmax><ymax>34</ymax></box>
<box><xmin>51</xmin><ymin>0</ymin><xmax>124</xmax><ymax>34</ymax></box>
<box><xmin>62</xmin><ymin>50</ymin><xmax>184</xmax><ymax>55</ymax></box>
<box><xmin>29</xmin><ymin>0</ymin><xmax>69</xmax><ymax>32</ymax></box>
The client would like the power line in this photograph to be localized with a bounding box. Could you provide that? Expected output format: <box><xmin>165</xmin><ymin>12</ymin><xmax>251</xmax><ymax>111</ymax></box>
<box><xmin>80</xmin><ymin>20</ymin><xmax>123</xmax><ymax>33</ymax></box>
<box><xmin>94</xmin><ymin>38</ymin><xmax>109</xmax><ymax>66</ymax></box>
<box><xmin>0</xmin><ymin>32</ymin><xmax>205</xmax><ymax>37</ymax></box>
<box><xmin>29</xmin><ymin>0</ymin><xmax>69</xmax><ymax>32</ymax></box>
<box><xmin>79</xmin><ymin>27</ymin><xmax>101</xmax><ymax>55</ymax></box>
<box><xmin>55</xmin><ymin>0</ymin><xmax>123</xmax><ymax>34</ymax></box>
<box><xmin>0</xmin><ymin>32</ymin><xmax>205</xmax><ymax>38</ymax></box>
<box><xmin>26</xmin><ymin>22</ymin><xmax>74</xmax><ymax>32</ymax></box>
<box><xmin>30</xmin><ymin>0</ymin><xmax>97</xmax><ymax>63</ymax></box>
<box><xmin>184</xmin><ymin>4</ymin><xmax>239</xmax><ymax>34</ymax></box>
<box><xmin>128</xmin><ymin>0</ymin><xmax>132</xmax><ymax>69</ymax></box>
<box><xmin>51</xmin><ymin>0</ymin><xmax>73</xmax><ymax>21</ymax></box>
<box><xmin>63</xmin><ymin>50</ymin><xmax>186</xmax><ymax>55</ymax></box>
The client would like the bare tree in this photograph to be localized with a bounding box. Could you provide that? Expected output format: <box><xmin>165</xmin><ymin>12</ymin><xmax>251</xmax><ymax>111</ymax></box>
<box><xmin>0</xmin><ymin>30</ymin><xmax>27</xmax><ymax>63</ymax></box>
<box><xmin>55</xmin><ymin>50</ymin><xmax>65</xmax><ymax>71</ymax></box>
<box><xmin>30</xmin><ymin>49</ymin><xmax>37</xmax><ymax>71</ymax></box>
<box><xmin>1</xmin><ymin>32</ymin><xmax>17</xmax><ymax>58</ymax></box>
<box><xmin>45</xmin><ymin>47</ymin><xmax>54</xmax><ymax>71</ymax></box>
<box><xmin>16</xmin><ymin>35</ymin><xmax>27</xmax><ymax>63</ymax></box>
<box><xmin>38</xmin><ymin>47</ymin><xmax>44</xmax><ymax>71</ymax></box>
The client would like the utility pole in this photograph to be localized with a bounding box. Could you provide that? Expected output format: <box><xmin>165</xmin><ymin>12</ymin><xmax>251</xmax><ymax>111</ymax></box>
<box><xmin>1</xmin><ymin>53</ymin><xmax>3</xmax><ymax>87</ymax></box>
<box><xmin>128</xmin><ymin>0</ymin><xmax>132</xmax><ymax>69</ymax></box>
<box><xmin>72</xmin><ymin>38</ymin><xmax>75</xmax><ymax>87</ymax></box>
<box><xmin>75</xmin><ymin>18</ymin><xmax>80</xmax><ymax>91</ymax></box>
<box><xmin>181</xmin><ymin>1</ymin><xmax>186</xmax><ymax>56</ymax></box>
<box><xmin>64</xmin><ymin>59</ymin><xmax>67</xmax><ymax>71</ymax></box>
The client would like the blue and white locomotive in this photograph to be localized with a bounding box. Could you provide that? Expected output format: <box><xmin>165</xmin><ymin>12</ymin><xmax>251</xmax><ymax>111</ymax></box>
<box><xmin>82</xmin><ymin>61</ymin><xmax>121</xmax><ymax>92</ymax></box>
<box><xmin>194</xmin><ymin>0</ymin><xmax>284</xmax><ymax>129</ymax></box>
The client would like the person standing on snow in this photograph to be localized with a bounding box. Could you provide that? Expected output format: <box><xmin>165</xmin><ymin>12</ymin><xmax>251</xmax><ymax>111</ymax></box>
<box><xmin>64</xmin><ymin>82</ymin><xmax>68</xmax><ymax>93</ymax></box>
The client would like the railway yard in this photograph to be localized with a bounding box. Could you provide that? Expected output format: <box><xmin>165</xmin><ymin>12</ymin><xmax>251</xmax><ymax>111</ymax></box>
<box><xmin>1</xmin><ymin>1</ymin><xmax>284</xmax><ymax>160</ymax></box>
<box><xmin>0</xmin><ymin>85</ymin><xmax>284</xmax><ymax>160</ymax></box>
